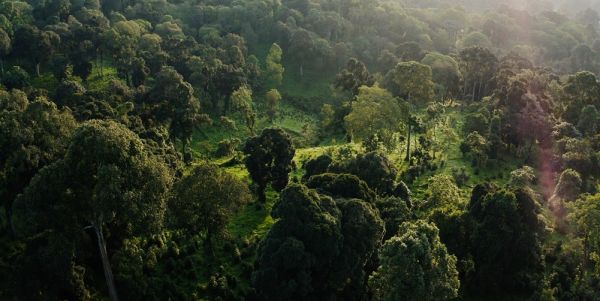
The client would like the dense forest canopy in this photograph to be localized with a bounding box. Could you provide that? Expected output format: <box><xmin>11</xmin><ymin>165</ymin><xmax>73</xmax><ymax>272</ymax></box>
<box><xmin>2</xmin><ymin>0</ymin><xmax>600</xmax><ymax>300</ymax></box>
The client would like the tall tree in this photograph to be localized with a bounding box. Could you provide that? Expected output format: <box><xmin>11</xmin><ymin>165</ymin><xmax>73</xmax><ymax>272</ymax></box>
<box><xmin>231</xmin><ymin>85</ymin><xmax>256</xmax><ymax>134</ymax></box>
<box><xmin>459</xmin><ymin>46</ymin><xmax>497</xmax><ymax>102</ymax></box>
<box><xmin>467</xmin><ymin>186</ymin><xmax>544</xmax><ymax>296</ymax></box>
<box><xmin>12</xmin><ymin>25</ymin><xmax>60</xmax><ymax>76</ymax></box>
<box><xmin>252</xmin><ymin>184</ymin><xmax>343</xmax><ymax>300</ymax></box>
<box><xmin>0</xmin><ymin>92</ymin><xmax>76</xmax><ymax>230</ymax></box>
<box><xmin>253</xmin><ymin>184</ymin><xmax>384</xmax><ymax>300</ymax></box>
<box><xmin>384</xmin><ymin>61</ymin><xmax>434</xmax><ymax>105</ymax></box>
<box><xmin>265</xmin><ymin>43</ymin><xmax>284</xmax><ymax>87</ymax></box>
<box><xmin>147</xmin><ymin>66</ymin><xmax>209</xmax><ymax>159</ymax></box>
<box><xmin>289</xmin><ymin>29</ymin><xmax>314</xmax><ymax>77</ymax></box>
<box><xmin>13</xmin><ymin>120</ymin><xmax>173</xmax><ymax>301</ymax></box>
<box><xmin>369</xmin><ymin>220</ymin><xmax>460</xmax><ymax>301</ymax></box>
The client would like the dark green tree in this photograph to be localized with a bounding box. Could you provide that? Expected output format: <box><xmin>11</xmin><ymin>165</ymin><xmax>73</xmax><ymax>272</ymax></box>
<box><xmin>369</xmin><ymin>220</ymin><xmax>460</xmax><ymax>301</ymax></box>
<box><xmin>0</xmin><ymin>93</ymin><xmax>76</xmax><ymax>228</ymax></box>
<box><xmin>306</xmin><ymin>173</ymin><xmax>377</xmax><ymax>203</ymax></box>
<box><xmin>329</xmin><ymin>151</ymin><xmax>398</xmax><ymax>195</ymax></box>
<box><xmin>334</xmin><ymin>58</ymin><xmax>375</xmax><ymax>96</ymax></box>
<box><xmin>243</xmin><ymin>128</ymin><xmax>295</xmax><ymax>203</ymax></box>
<box><xmin>169</xmin><ymin>163</ymin><xmax>251</xmax><ymax>253</ymax></box>
<box><xmin>467</xmin><ymin>186</ymin><xmax>544</xmax><ymax>296</ymax></box>
<box><xmin>12</xmin><ymin>120</ymin><xmax>173</xmax><ymax>301</ymax></box>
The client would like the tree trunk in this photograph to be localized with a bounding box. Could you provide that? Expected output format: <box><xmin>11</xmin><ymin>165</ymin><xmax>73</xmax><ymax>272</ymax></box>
<box><xmin>1</xmin><ymin>58</ymin><xmax>4</xmax><ymax>76</ymax></box>
<box><xmin>405</xmin><ymin>123</ymin><xmax>411</xmax><ymax>162</ymax></box>
<box><xmin>471</xmin><ymin>80</ymin><xmax>477</xmax><ymax>102</ymax></box>
<box><xmin>99</xmin><ymin>51</ymin><xmax>104</xmax><ymax>77</ymax></box>
<box><xmin>299</xmin><ymin>63</ymin><xmax>304</xmax><ymax>77</ymax></box>
<box><xmin>36</xmin><ymin>63</ymin><xmax>41</xmax><ymax>77</ymax></box>
<box><xmin>93</xmin><ymin>221</ymin><xmax>119</xmax><ymax>301</ymax></box>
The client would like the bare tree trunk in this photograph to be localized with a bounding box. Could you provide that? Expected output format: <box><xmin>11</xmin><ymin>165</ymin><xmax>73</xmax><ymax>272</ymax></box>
<box><xmin>36</xmin><ymin>63</ymin><xmax>41</xmax><ymax>77</ymax></box>
<box><xmin>405</xmin><ymin>123</ymin><xmax>411</xmax><ymax>162</ymax></box>
<box><xmin>300</xmin><ymin>63</ymin><xmax>304</xmax><ymax>77</ymax></box>
<box><xmin>471</xmin><ymin>80</ymin><xmax>477</xmax><ymax>102</ymax></box>
<box><xmin>93</xmin><ymin>220</ymin><xmax>119</xmax><ymax>301</ymax></box>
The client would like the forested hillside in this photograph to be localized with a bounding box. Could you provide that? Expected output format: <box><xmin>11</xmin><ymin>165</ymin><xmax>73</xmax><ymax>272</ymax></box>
<box><xmin>1</xmin><ymin>0</ymin><xmax>600</xmax><ymax>300</ymax></box>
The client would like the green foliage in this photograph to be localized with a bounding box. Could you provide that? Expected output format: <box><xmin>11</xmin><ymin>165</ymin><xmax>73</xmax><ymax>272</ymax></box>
<box><xmin>334</xmin><ymin>58</ymin><xmax>375</xmax><ymax>95</ymax></box>
<box><xmin>369</xmin><ymin>220</ymin><xmax>460</xmax><ymax>301</ymax></box>
<box><xmin>253</xmin><ymin>184</ymin><xmax>384</xmax><ymax>300</ymax></box>
<box><xmin>12</xmin><ymin>120</ymin><xmax>173</xmax><ymax>299</ymax></box>
<box><xmin>169</xmin><ymin>163</ymin><xmax>251</xmax><ymax>248</ymax></box>
<box><xmin>0</xmin><ymin>92</ymin><xmax>76</xmax><ymax>227</ymax></box>
<box><xmin>345</xmin><ymin>85</ymin><xmax>406</xmax><ymax>144</ymax></box>
<box><xmin>329</xmin><ymin>151</ymin><xmax>398</xmax><ymax>196</ymax></box>
<box><xmin>384</xmin><ymin>61</ymin><xmax>435</xmax><ymax>105</ymax></box>
<box><xmin>426</xmin><ymin>174</ymin><xmax>463</xmax><ymax>210</ymax></box>
<box><xmin>265</xmin><ymin>43</ymin><xmax>284</xmax><ymax>87</ymax></box>
<box><xmin>421</xmin><ymin>52</ymin><xmax>462</xmax><ymax>99</ymax></box>
<box><xmin>265</xmin><ymin>88</ymin><xmax>282</xmax><ymax>123</ymax></box>
<box><xmin>243</xmin><ymin>127</ymin><xmax>295</xmax><ymax>203</ymax></box>
<box><xmin>232</xmin><ymin>85</ymin><xmax>256</xmax><ymax>135</ymax></box>
<box><xmin>467</xmin><ymin>186</ymin><xmax>545</xmax><ymax>296</ymax></box>
<box><xmin>306</xmin><ymin>173</ymin><xmax>376</xmax><ymax>203</ymax></box>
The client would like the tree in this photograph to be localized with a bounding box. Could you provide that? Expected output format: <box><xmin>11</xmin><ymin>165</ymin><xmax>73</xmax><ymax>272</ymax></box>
<box><xmin>460</xmin><ymin>131</ymin><xmax>489</xmax><ymax>168</ymax></box>
<box><xmin>568</xmin><ymin>193</ymin><xmax>600</xmax><ymax>274</ymax></box>
<box><xmin>253</xmin><ymin>184</ymin><xmax>384</xmax><ymax>300</ymax></box>
<box><xmin>265</xmin><ymin>88</ymin><xmax>282</xmax><ymax>123</ymax></box>
<box><xmin>369</xmin><ymin>220</ymin><xmax>460</xmax><ymax>301</ymax></box>
<box><xmin>231</xmin><ymin>85</ymin><xmax>256</xmax><ymax>134</ymax></box>
<box><xmin>289</xmin><ymin>29</ymin><xmax>314</xmax><ymax>77</ymax></box>
<box><xmin>549</xmin><ymin>169</ymin><xmax>583</xmax><ymax>220</ymax></box>
<box><xmin>252</xmin><ymin>184</ymin><xmax>343</xmax><ymax>300</ymax></box>
<box><xmin>421</xmin><ymin>52</ymin><xmax>462</xmax><ymax>101</ymax></box>
<box><xmin>169</xmin><ymin>163</ymin><xmax>251</xmax><ymax>253</ymax></box>
<box><xmin>577</xmin><ymin>105</ymin><xmax>599</xmax><ymax>136</ymax></box>
<box><xmin>12</xmin><ymin>25</ymin><xmax>60</xmax><ymax>76</ymax></box>
<box><xmin>2</xmin><ymin>65</ymin><xmax>29</xmax><ymax>89</ymax></box>
<box><xmin>0</xmin><ymin>28</ymin><xmax>10</xmax><ymax>75</ymax></box>
<box><xmin>508</xmin><ymin>166</ymin><xmax>537</xmax><ymax>188</ymax></box>
<box><xmin>396</xmin><ymin>41</ymin><xmax>425</xmax><ymax>61</ymax></box>
<box><xmin>460</xmin><ymin>31</ymin><xmax>492</xmax><ymax>49</ymax></box>
<box><xmin>329</xmin><ymin>151</ymin><xmax>398</xmax><ymax>196</ymax></box>
<box><xmin>375</xmin><ymin>196</ymin><xmax>412</xmax><ymax>240</ymax></box>
<box><xmin>344</xmin><ymin>85</ymin><xmax>406</xmax><ymax>144</ymax></box>
<box><xmin>265</xmin><ymin>43</ymin><xmax>284</xmax><ymax>87</ymax></box>
<box><xmin>13</xmin><ymin>120</ymin><xmax>173</xmax><ymax>301</ymax></box>
<box><xmin>334</xmin><ymin>58</ymin><xmax>375</xmax><ymax>95</ymax></box>
<box><xmin>306</xmin><ymin>173</ymin><xmax>377</xmax><ymax>203</ymax></box>
<box><xmin>384</xmin><ymin>61</ymin><xmax>434</xmax><ymax>104</ymax></box>
<box><xmin>561</xmin><ymin>71</ymin><xmax>600</xmax><ymax>124</ymax></box>
<box><xmin>147</xmin><ymin>66</ymin><xmax>208</xmax><ymax>159</ymax></box>
<box><xmin>426</xmin><ymin>174</ymin><xmax>462</xmax><ymax>209</ymax></box>
<box><xmin>0</xmin><ymin>93</ymin><xmax>76</xmax><ymax>230</ymax></box>
<box><xmin>467</xmin><ymin>186</ymin><xmax>544</xmax><ymax>296</ymax></box>
<box><xmin>243</xmin><ymin>128</ymin><xmax>295</xmax><ymax>203</ymax></box>
<box><xmin>460</xmin><ymin>46</ymin><xmax>497</xmax><ymax>102</ymax></box>
<box><xmin>302</xmin><ymin>154</ymin><xmax>333</xmax><ymax>181</ymax></box>
<box><xmin>334</xmin><ymin>199</ymin><xmax>385</xmax><ymax>300</ymax></box>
